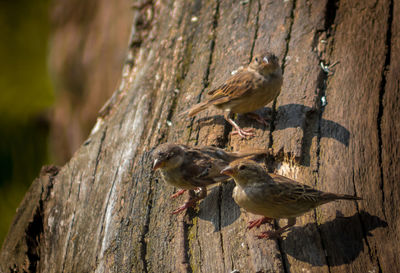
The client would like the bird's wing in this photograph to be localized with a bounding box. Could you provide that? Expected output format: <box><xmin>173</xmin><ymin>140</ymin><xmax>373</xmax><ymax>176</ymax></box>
<box><xmin>180</xmin><ymin>148</ymin><xmax>230</xmax><ymax>187</ymax></box>
<box><xmin>245</xmin><ymin>173</ymin><xmax>323</xmax><ymax>205</ymax></box>
<box><xmin>193</xmin><ymin>146</ymin><xmax>236</xmax><ymax>162</ymax></box>
<box><xmin>207</xmin><ymin>71</ymin><xmax>256</xmax><ymax>105</ymax></box>
<box><xmin>267</xmin><ymin>173</ymin><xmax>323</xmax><ymax>204</ymax></box>
<box><xmin>197</xmin><ymin>146</ymin><xmax>269</xmax><ymax>162</ymax></box>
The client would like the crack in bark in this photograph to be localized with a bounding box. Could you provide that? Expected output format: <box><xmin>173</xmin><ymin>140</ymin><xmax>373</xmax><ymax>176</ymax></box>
<box><xmin>217</xmin><ymin>186</ymin><xmax>226</xmax><ymax>272</ymax></box>
<box><xmin>24</xmin><ymin>167</ymin><xmax>59</xmax><ymax>273</ymax></box>
<box><xmin>350</xmin><ymin>170</ymin><xmax>384</xmax><ymax>273</ymax></box>
<box><xmin>268</xmin><ymin>0</ymin><xmax>296</xmax><ymax>153</ymax></box>
<box><xmin>165</xmin><ymin>2</ymin><xmax>221</xmax><ymax>272</ymax></box>
<box><xmin>158</xmin><ymin>2</ymin><xmax>197</xmax><ymax>145</ymax></box>
<box><xmin>165</xmin><ymin>40</ymin><xmax>194</xmax><ymax>141</ymax></box>
<box><xmin>357</xmin><ymin>1</ymin><xmax>394</xmax><ymax>273</ymax></box>
<box><xmin>249</xmin><ymin>0</ymin><xmax>260</xmax><ymax>63</ymax></box>
<box><xmin>61</xmin><ymin>173</ymin><xmax>82</xmax><ymax>273</ymax></box>
<box><xmin>377</xmin><ymin>0</ymin><xmax>392</xmax><ymax>222</ymax></box>
<box><xmin>25</xmin><ymin>202</ymin><xmax>44</xmax><ymax>273</ymax></box>
<box><xmin>130</xmin><ymin>152</ymin><xmax>154</xmax><ymax>273</ymax></box>
<box><xmin>313</xmin><ymin>209</ymin><xmax>332</xmax><ymax>272</ymax></box>
<box><xmin>271</xmin><ymin>1</ymin><xmax>296</xmax><ymax>272</ymax></box>
<box><xmin>275</xmin><ymin>235</ymin><xmax>289</xmax><ymax>273</ymax></box>
<box><xmin>281</xmin><ymin>0</ymin><xmax>296</xmax><ymax>73</ymax></box>
<box><xmin>352</xmin><ymin>173</ymin><xmax>373</xmax><ymax>259</ymax></box>
<box><xmin>181</xmin><ymin>217</ymin><xmax>193</xmax><ymax>273</ymax></box>
<box><xmin>310</xmin><ymin>0</ymin><xmax>341</xmax><ymax>271</ymax></box>
<box><xmin>67</xmin><ymin>166</ymin><xmax>76</xmax><ymax>199</ymax></box>
<box><xmin>185</xmin><ymin>1</ymin><xmax>220</xmax><ymax>272</ymax></box>
<box><xmin>324</xmin><ymin>0</ymin><xmax>338</xmax><ymax>31</ymax></box>
<box><xmin>95</xmin><ymin>166</ymin><xmax>120</xmax><ymax>266</ymax></box>
<box><xmin>192</xmin><ymin>221</ymin><xmax>203</xmax><ymax>273</ymax></box>
<box><xmin>189</xmin><ymin>1</ymin><xmax>220</xmax><ymax>145</ymax></box>
<box><xmin>222</xmin><ymin>0</ymin><xmax>262</xmax><ymax>148</ymax></box>
<box><xmin>312</xmin><ymin>70</ymin><xmax>331</xmax><ymax>269</ymax></box>
<box><xmin>139</xmin><ymin>177</ymin><xmax>153</xmax><ymax>273</ymax></box>
<box><xmin>92</xmin><ymin>127</ymin><xmax>107</xmax><ymax>185</ymax></box>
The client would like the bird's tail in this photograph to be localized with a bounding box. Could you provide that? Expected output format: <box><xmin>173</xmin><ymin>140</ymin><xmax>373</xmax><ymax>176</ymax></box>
<box><xmin>337</xmin><ymin>194</ymin><xmax>363</xmax><ymax>201</ymax></box>
<box><xmin>324</xmin><ymin>193</ymin><xmax>363</xmax><ymax>201</ymax></box>
<box><xmin>179</xmin><ymin>101</ymin><xmax>211</xmax><ymax>118</ymax></box>
<box><xmin>232</xmin><ymin>148</ymin><xmax>273</xmax><ymax>159</ymax></box>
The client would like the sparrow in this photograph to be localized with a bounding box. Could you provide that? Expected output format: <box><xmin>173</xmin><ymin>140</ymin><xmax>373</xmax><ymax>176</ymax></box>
<box><xmin>221</xmin><ymin>160</ymin><xmax>362</xmax><ymax>239</ymax></box>
<box><xmin>180</xmin><ymin>52</ymin><xmax>282</xmax><ymax>138</ymax></box>
<box><xmin>152</xmin><ymin>143</ymin><xmax>269</xmax><ymax>214</ymax></box>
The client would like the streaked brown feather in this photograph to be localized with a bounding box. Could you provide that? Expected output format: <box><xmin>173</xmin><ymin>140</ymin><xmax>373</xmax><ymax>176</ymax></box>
<box><xmin>228</xmin><ymin>160</ymin><xmax>361</xmax><ymax>219</ymax></box>
<box><xmin>179</xmin><ymin>52</ymin><xmax>282</xmax><ymax>125</ymax></box>
<box><xmin>153</xmin><ymin>144</ymin><xmax>269</xmax><ymax>189</ymax></box>
<box><xmin>207</xmin><ymin>71</ymin><xmax>256</xmax><ymax>103</ymax></box>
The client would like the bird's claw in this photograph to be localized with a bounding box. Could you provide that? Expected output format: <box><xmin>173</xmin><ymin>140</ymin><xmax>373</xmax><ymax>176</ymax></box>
<box><xmin>170</xmin><ymin>189</ymin><xmax>186</xmax><ymax>199</ymax></box>
<box><xmin>171</xmin><ymin>199</ymin><xmax>197</xmax><ymax>215</ymax></box>
<box><xmin>246</xmin><ymin>112</ymin><xmax>270</xmax><ymax>127</ymax></box>
<box><xmin>247</xmin><ymin>217</ymin><xmax>273</xmax><ymax>229</ymax></box>
<box><xmin>230</xmin><ymin>128</ymin><xmax>255</xmax><ymax>138</ymax></box>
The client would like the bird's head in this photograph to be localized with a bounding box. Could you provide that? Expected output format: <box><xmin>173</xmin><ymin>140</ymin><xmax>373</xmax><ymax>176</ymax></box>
<box><xmin>220</xmin><ymin>159</ymin><xmax>266</xmax><ymax>186</ymax></box>
<box><xmin>249</xmin><ymin>52</ymin><xmax>280</xmax><ymax>76</ymax></box>
<box><xmin>152</xmin><ymin>143</ymin><xmax>185</xmax><ymax>171</ymax></box>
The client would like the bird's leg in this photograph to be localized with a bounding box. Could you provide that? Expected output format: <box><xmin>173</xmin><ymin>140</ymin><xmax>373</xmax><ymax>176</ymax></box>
<box><xmin>171</xmin><ymin>188</ymin><xmax>207</xmax><ymax>215</ymax></box>
<box><xmin>245</xmin><ymin>112</ymin><xmax>270</xmax><ymax>127</ymax></box>
<box><xmin>257</xmin><ymin>217</ymin><xmax>296</xmax><ymax>239</ymax></box>
<box><xmin>247</xmin><ymin>216</ymin><xmax>273</xmax><ymax>230</ymax></box>
<box><xmin>171</xmin><ymin>199</ymin><xmax>198</xmax><ymax>214</ymax></box>
<box><xmin>224</xmin><ymin>111</ymin><xmax>255</xmax><ymax>138</ymax></box>
<box><xmin>170</xmin><ymin>189</ymin><xmax>186</xmax><ymax>199</ymax></box>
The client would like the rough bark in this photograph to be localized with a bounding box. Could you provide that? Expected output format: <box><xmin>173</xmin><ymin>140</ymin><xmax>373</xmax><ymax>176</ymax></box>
<box><xmin>1</xmin><ymin>0</ymin><xmax>398</xmax><ymax>272</ymax></box>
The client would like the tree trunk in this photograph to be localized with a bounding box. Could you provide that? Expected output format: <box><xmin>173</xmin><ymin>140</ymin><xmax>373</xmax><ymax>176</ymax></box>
<box><xmin>1</xmin><ymin>0</ymin><xmax>398</xmax><ymax>272</ymax></box>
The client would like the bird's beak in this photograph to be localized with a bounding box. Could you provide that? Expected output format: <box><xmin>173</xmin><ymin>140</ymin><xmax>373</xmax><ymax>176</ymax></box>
<box><xmin>221</xmin><ymin>166</ymin><xmax>236</xmax><ymax>176</ymax></box>
<box><xmin>152</xmin><ymin>159</ymin><xmax>163</xmax><ymax>170</ymax></box>
<box><xmin>263</xmin><ymin>56</ymin><xmax>269</xmax><ymax>64</ymax></box>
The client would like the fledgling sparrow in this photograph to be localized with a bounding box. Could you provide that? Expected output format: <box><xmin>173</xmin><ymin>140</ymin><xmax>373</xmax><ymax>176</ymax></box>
<box><xmin>221</xmin><ymin>160</ymin><xmax>362</xmax><ymax>239</ymax></box>
<box><xmin>152</xmin><ymin>143</ymin><xmax>269</xmax><ymax>214</ymax></box>
<box><xmin>180</xmin><ymin>52</ymin><xmax>282</xmax><ymax>138</ymax></box>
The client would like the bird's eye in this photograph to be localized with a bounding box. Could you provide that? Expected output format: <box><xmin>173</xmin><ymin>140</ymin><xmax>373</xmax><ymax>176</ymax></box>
<box><xmin>255</xmin><ymin>57</ymin><xmax>259</xmax><ymax>63</ymax></box>
<box><xmin>239</xmin><ymin>165</ymin><xmax>246</xmax><ymax>170</ymax></box>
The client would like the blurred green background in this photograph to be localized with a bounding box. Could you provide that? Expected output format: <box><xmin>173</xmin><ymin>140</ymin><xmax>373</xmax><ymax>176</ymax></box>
<box><xmin>0</xmin><ymin>0</ymin><xmax>133</xmax><ymax>247</ymax></box>
<box><xmin>0</xmin><ymin>0</ymin><xmax>53</xmax><ymax>245</ymax></box>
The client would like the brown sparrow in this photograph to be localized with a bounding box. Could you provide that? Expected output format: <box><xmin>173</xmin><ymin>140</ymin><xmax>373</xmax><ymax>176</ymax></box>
<box><xmin>181</xmin><ymin>52</ymin><xmax>282</xmax><ymax>138</ymax></box>
<box><xmin>221</xmin><ymin>160</ymin><xmax>362</xmax><ymax>239</ymax></box>
<box><xmin>152</xmin><ymin>143</ymin><xmax>269</xmax><ymax>214</ymax></box>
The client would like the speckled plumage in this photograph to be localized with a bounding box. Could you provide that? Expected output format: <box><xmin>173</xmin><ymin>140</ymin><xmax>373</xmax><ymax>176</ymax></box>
<box><xmin>152</xmin><ymin>143</ymin><xmax>269</xmax><ymax>214</ymax></box>
<box><xmin>222</xmin><ymin>160</ymin><xmax>362</xmax><ymax>239</ymax></box>
<box><xmin>181</xmin><ymin>52</ymin><xmax>283</xmax><ymax>138</ymax></box>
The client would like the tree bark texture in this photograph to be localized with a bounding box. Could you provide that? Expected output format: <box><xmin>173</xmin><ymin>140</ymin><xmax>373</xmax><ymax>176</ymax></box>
<box><xmin>1</xmin><ymin>0</ymin><xmax>399</xmax><ymax>272</ymax></box>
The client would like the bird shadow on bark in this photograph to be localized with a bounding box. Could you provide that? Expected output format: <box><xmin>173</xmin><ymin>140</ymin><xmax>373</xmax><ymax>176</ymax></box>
<box><xmin>193</xmin><ymin>103</ymin><xmax>349</xmax><ymax>167</ymax></box>
<box><xmin>274</xmin><ymin>104</ymin><xmax>350</xmax><ymax>147</ymax></box>
<box><xmin>281</xmin><ymin>210</ymin><xmax>387</xmax><ymax>267</ymax></box>
<box><xmin>196</xmin><ymin>115</ymin><xmax>230</xmax><ymax>128</ymax></box>
<box><xmin>196</xmin><ymin>180</ymin><xmax>241</xmax><ymax>232</ymax></box>
<box><xmin>195</xmin><ymin>111</ymin><xmax>272</xmax><ymax>132</ymax></box>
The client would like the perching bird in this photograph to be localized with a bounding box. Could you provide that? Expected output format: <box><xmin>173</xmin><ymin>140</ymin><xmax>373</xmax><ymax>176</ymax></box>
<box><xmin>181</xmin><ymin>52</ymin><xmax>282</xmax><ymax>138</ymax></box>
<box><xmin>221</xmin><ymin>160</ymin><xmax>362</xmax><ymax>239</ymax></box>
<box><xmin>152</xmin><ymin>143</ymin><xmax>269</xmax><ymax>214</ymax></box>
